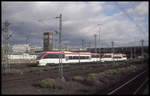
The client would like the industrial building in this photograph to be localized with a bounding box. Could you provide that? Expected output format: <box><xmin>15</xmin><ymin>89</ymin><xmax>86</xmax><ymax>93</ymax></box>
<box><xmin>43</xmin><ymin>32</ymin><xmax>53</xmax><ymax>51</ymax></box>
<box><xmin>87</xmin><ymin>46</ymin><xmax>149</xmax><ymax>58</ymax></box>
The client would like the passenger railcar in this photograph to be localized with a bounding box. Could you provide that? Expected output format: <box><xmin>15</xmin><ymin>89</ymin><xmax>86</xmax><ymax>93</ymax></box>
<box><xmin>101</xmin><ymin>53</ymin><xmax>127</xmax><ymax>62</ymax></box>
<box><xmin>36</xmin><ymin>51</ymin><xmax>100</xmax><ymax>66</ymax></box>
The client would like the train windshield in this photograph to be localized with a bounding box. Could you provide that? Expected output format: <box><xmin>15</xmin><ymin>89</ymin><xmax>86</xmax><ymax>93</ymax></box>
<box><xmin>37</xmin><ymin>52</ymin><xmax>46</xmax><ymax>60</ymax></box>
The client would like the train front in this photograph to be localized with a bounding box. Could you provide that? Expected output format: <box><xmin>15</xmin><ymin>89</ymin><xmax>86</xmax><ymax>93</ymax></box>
<box><xmin>36</xmin><ymin>52</ymin><xmax>46</xmax><ymax>66</ymax></box>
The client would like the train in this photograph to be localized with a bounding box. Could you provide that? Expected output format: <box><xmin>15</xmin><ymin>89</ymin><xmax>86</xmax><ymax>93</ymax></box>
<box><xmin>36</xmin><ymin>51</ymin><xmax>100</xmax><ymax>66</ymax></box>
<box><xmin>36</xmin><ymin>51</ymin><xmax>127</xmax><ymax>66</ymax></box>
<box><xmin>101</xmin><ymin>53</ymin><xmax>127</xmax><ymax>62</ymax></box>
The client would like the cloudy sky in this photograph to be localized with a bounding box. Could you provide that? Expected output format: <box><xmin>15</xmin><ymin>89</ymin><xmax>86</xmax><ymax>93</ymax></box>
<box><xmin>2</xmin><ymin>1</ymin><xmax>149</xmax><ymax>48</ymax></box>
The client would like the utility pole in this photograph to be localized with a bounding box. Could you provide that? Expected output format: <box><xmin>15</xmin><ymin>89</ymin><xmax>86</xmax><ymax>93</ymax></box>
<box><xmin>82</xmin><ymin>39</ymin><xmax>84</xmax><ymax>49</ymax></box>
<box><xmin>130</xmin><ymin>47</ymin><xmax>133</xmax><ymax>59</ymax></box>
<box><xmin>98</xmin><ymin>24</ymin><xmax>102</xmax><ymax>63</ymax></box>
<box><xmin>94</xmin><ymin>34</ymin><xmax>98</xmax><ymax>63</ymax></box>
<box><xmin>111</xmin><ymin>41</ymin><xmax>115</xmax><ymax>64</ymax></box>
<box><xmin>88</xmin><ymin>41</ymin><xmax>91</xmax><ymax>48</ymax></box>
<box><xmin>134</xmin><ymin>47</ymin><xmax>136</xmax><ymax>59</ymax></box>
<box><xmin>65</xmin><ymin>43</ymin><xmax>67</xmax><ymax>51</ymax></box>
<box><xmin>84</xmin><ymin>40</ymin><xmax>86</xmax><ymax>48</ymax></box>
<box><xmin>26</xmin><ymin>36</ymin><xmax>29</xmax><ymax>53</ymax></box>
<box><xmin>140</xmin><ymin>39</ymin><xmax>144</xmax><ymax>58</ymax></box>
<box><xmin>56</xmin><ymin>14</ymin><xmax>65</xmax><ymax>81</ymax></box>
<box><xmin>55</xmin><ymin>39</ymin><xmax>57</xmax><ymax>49</ymax></box>
<box><xmin>94</xmin><ymin>34</ymin><xmax>97</xmax><ymax>53</ymax></box>
<box><xmin>3</xmin><ymin>20</ymin><xmax>11</xmax><ymax>73</ymax></box>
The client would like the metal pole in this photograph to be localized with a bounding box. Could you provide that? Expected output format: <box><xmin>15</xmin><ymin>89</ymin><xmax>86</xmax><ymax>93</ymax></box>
<box><xmin>82</xmin><ymin>39</ymin><xmax>84</xmax><ymax>49</ymax></box>
<box><xmin>140</xmin><ymin>40</ymin><xmax>144</xmax><ymax>64</ymax></box>
<box><xmin>141</xmin><ymin>40</ymin><xmax>144</xmax><ymax>58</ymax></box>
<box><xmin>56</xmin><ymin>14</ymin><xmax>64</xmax><ymax>81</ymax></box>
<box><xmin>79</xmin><ymin>48</ymin><xmax>80</xmax><ymax>64</ymax></box>
<box><xmin>89</xmin><ymin>41</ymin><xmax>91</xmax><ymax>48</ymax></box>
<box><xmin>94</xmin><ymin>34</ymin><xmax>97</xmax><ymax>53</ymax></box>
<box><xmin>94</xmin><ymin>34</ymin><xmax>98</xmax><ymax>63</ymax></box>
<box><xmin>112</xmin><ymin>41</ymin><xmax>115</xmax><ymax>64</ymax></box>
<box><xmin>98</xmin><ymin>24</ymin><xmax>102</xmax><ymax>63</ymax></box>
<box><xmin>3</xmin><ymin>21</ymin><xmax>10</xmax><ymax>73</ymax></box>
<box><xmin>134</xmin><ymin>47</ymin><xmax>136</xmax><ymax>59</ymax></box>
<box><xmin>130</xmin><ymin>47</ymin><xmax>133</xmax><ymax>59</ymax></box>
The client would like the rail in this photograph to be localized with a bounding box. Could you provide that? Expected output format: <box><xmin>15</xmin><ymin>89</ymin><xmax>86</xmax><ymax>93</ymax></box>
<box><xmin>107</xmin><ymin>70</ymin><xmax>147</xmax><ymax>95</ymax></box>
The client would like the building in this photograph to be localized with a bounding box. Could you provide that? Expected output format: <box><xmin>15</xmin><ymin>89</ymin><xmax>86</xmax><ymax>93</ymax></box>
<box><xmin>87</xmin><ymin>46</ymin><xmax>149</xmax><ymax>58</ymax></box>
<box><xmin>11</xmin><ymin>44</ymin><xmax>43</xmax><ymax>54</ymax></box>
<box><xmin>12</xmin><ymin>44</ymin><xmax>30</xmax><ymax>53</ymax></box>
<box><xmin>30</xmin><ymin>46</ymin><xmax>43</xmax><ymax>54</ymax></box>
<box><xmin>43</xmin><ymin>32</ymin><xmax>53</xmax><ymax>51</ymax></box>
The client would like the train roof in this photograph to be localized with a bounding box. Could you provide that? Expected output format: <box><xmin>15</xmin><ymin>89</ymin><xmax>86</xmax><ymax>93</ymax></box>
<box><xmin>41</xmin><ymin>51</ymin><xmax>99</xmax><ymax>55</ymax></box>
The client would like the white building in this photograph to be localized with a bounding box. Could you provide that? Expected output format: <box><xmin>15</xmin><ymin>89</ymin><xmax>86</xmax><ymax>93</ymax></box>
<box><xmin>12</xmin><ymin>44</ymin><xmax>43</xmax><ymax>54</ymax></box>
<box><xmin>12</xmin><ymin>44</ymin><xmax>30</xmax><ymax>53</ymax></box>
<box><xmin>30</xmin><ymin>46</ymin><xmax>43</xmax><ymax>52</ymax></box>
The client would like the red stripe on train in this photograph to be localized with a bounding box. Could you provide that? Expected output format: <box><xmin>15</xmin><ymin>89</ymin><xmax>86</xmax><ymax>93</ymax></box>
<box><xmin>40</xmin><ymin>52</ymin><xmax>99</xmax><ymax>59</ymax></box>
<box><xmin>45</xmin><ymin>52</ymin><xmax>98</xmax><ymax>55</ymax></box>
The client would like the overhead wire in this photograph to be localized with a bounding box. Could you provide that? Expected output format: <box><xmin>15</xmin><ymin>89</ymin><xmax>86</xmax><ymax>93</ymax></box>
<box><xmin>115</xmin><ymin>2</ymin><xmax>146</xmax><ymax>35</ymax></box>
<box><xmin>114</xmin><ymin>2</ymin><xmax>148</xmax><ymax>47</ymax></box>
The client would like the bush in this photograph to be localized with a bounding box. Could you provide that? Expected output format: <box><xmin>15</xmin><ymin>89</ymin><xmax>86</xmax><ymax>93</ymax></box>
<box><xmin>99</xmin><ymin>77</ymin><xmax>110</xmax><ymax>87</ymax></box>
<box><xmin>87</xmin><ymin>73</ymin><xmax>99</xmax><ymax>81</ymax></box>
<box><xmin>85</xmin><ymin>73</ymin><xmax>101</xmax><ymax>86</ymax></box>
<box><xmin>72</xmin><ymin>76</ymin><xmax>84</xmax><ymax>82</ymax></box>
<box><xmin>39</xmin><ymin>78</ymin><xmax>56</xmax><ymax>89</ymax></box>
<box><xmin>118</xmin><ymin>67</ymin><xmax>126</xmax><ymax>74</ymax></box>
<box><xmin>8</xmin><ymin>69</ymin><xmax>23</xmax><ymax>74</ymax></box>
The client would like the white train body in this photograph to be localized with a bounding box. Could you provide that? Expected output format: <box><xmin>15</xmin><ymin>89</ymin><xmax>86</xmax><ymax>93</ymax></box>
<box><xmin>36</xmin><ymin>51</ymin><xmax>100</xmax><ymax>66</ymax></box>
<box><xmin>101</xmin><ymin>53</ymin><xmax>127</xmax><ymax>62</ymax></box>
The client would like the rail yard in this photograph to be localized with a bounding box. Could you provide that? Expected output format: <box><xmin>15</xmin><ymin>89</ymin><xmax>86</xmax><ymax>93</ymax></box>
<box><xmin>2</xmin><ymin>58</ymin><xmax>148</xmax><ymax>95</ymax></box>
<box><xmin>2</xmin><ymin>1</ymin><xmax>148</xmax><ymax>95</ymax></box>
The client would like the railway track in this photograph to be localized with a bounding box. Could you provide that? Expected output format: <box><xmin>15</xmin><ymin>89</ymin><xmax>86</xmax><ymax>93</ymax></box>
<box><xmin>2</xmin><ymin>60</ymin><xmax>147</xmax><ymax>94</ymax></box>
<box><xmin>7</xmin><ymin>60</ymin><xmax>132</xmax><ymax>73</ymax></box>
<box><xmin>2</xmin><ymin>61</ymin><xmax>133</xmax><ymax>82</ymax></box>
<box><xmin>106</xmin><ymin>70</ymin><xmax>148</xmax><ymax>95</ymax></box>
<box><xmin>2</xmin><ymin>61</ymin><xmax>132</xmax><ymax>89</ymax></box>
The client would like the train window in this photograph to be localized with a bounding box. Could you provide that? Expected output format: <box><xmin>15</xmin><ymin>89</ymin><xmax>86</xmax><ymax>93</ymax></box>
<box><xmin>91</xmin><ymin>55</ymin><xmax>94</xmax><ymax>58</ymax></box>
<box><xmin>113</xmin><ymin>56</ymin><xmax>122</xmax><ymax>59</ymax></box>
<box><xmin>73</xmin><ymin>56</ymin><xmax>77</xmax><ymax>59</ymax></box>
<box><xmin>103</xmin><ymin>55</ymin><xmax>112</xmax><ymax>58</ymax></box>
<box><xmin>58</xmin><ymin>54</ymin><xmax>65</xmax><ymax>58</ymax></box>
<box><xmin>75</xmin><ymin>56</ymin><xmax>79</xmax><ymax>59</ymax></box>
<box><xmin>43</xmin><ymin>54</ymin><xmax>51</xmax><ymax>59</ymax></box>
<box><xmin>43</xmin><ymin>54</ymin><xmax>59</xmax><ymax>59</ymax></box>
<box><xmin>86</xmin><ymin>56</ymin><xmax>90</xmax><ymax>59</ymax></box>
<box><xmin>73</xmin><ymin>56</ymin><xmax>76</xmax><ymax>59</ymax></box>
<box><xmin>92</xmin><ymin>55</ymin><xmax>96</xmax><ymax>58</ymax></box>
<box><xmin>37</xmin><ymin>52</ymin><xmax>46</xmax><ymax>59</ymax></box>
<box><xmin>81</xmin><ymin>56</ymin><xmax>85</xmax><ymax>59</ymax></box>
<box><xmin>69</xmin><ymin>56</ymin><xmax>72</xmax><ymax>59</ymax></box>
<box><xmin>85</xmin><ymin>56</ymin><xmax>88</xmax><ymax>59</ymax></box>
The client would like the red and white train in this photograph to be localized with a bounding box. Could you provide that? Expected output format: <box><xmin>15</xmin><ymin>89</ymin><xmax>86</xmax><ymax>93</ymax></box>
<box><xmin>101</xmin><ymin>53</ymin><xmax>127</xmax><ymax>62</ymax></box>
<box><xmin>36</xmin><ymin>51</ymin><xmax>100</xmax><ymax>66</ymax></box>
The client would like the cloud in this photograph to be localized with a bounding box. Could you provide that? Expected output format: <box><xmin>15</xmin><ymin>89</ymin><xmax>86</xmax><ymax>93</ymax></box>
<box><xmin>2</xmin><ymin>1</ymin><xmax>148</xmax><ymax>48</ymax></box>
